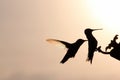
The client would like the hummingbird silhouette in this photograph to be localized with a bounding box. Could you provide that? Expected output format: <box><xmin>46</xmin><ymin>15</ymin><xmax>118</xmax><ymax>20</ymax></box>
<box><xmin>84</xmin><ymin>28</ymin><xmax>102</xmax><ymax>64</ymax></box>
<box><xmin>46</xmin><ymin>39</ymin><xmax>87</xmax><ymax>63</ymax></box>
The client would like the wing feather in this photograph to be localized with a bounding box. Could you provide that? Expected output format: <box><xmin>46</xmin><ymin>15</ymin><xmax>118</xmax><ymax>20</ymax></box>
<box><xmin>46</xmin><ymin>39</ymin><xmax>70</xmax><ymax>49</ymax></box>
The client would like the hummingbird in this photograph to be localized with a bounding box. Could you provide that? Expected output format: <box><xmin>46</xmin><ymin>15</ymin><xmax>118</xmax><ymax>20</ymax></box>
<box><xmin>46</xmin><ymin>39</ymin><xmax>87</xmax><ymax>63</ymax></box>
<box><xmin>84</xmin><ymin>28</ymin><xmax>102</xmax><ymax>64</ymax></box>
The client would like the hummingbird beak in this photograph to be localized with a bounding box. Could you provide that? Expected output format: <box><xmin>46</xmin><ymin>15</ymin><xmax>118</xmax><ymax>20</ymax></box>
<box><xmin>84</xmin><ymin>40</ymin><xmax>88</xmax><ymax>41</ymax></box>
<box><xmin>92</xmin><ymin>28</ymin><xmax>103</xmax><ymax>31</ymax></box>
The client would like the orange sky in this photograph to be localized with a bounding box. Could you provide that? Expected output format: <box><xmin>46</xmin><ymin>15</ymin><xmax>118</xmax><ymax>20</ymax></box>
<box><xmin>1</xmin><ymin>0</ymin><xmax>120</xmax><ymax>80</ymax></box>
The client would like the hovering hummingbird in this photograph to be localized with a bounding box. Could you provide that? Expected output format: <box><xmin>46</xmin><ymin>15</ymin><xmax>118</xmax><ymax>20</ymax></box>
<box><xmin>84</xmin><ymin>28</ymin><xmax>102</xmax><ymax>64</ymax></box>
<box><xmin>46</xmin><ymin>39</ymin><xmax>87</xmax><ymax>63</ymax></box>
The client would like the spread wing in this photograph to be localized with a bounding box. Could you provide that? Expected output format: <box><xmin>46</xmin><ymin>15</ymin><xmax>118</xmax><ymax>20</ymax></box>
<box><xmin>46</xmin><ymin>39</ymin><xmax>70</xmax><ymax>49</ymax></box>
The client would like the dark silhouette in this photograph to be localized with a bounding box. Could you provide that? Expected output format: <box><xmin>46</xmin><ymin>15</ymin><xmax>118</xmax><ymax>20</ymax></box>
<box><xmin>97</xmin><ymin>35</ymin><xmax>120</xmax><ymax>61</ymax></box>
<box><xmin>47</xmin><ymin>39</ymin><xmax>87</xmax><ymax>63</ymax></box>
<box><xmin>84</xmin><ymin>28</ymin><xmax>102</xmax><ymax>64</ymax></box>
<box><xmin>105</xmin><ymin>35</ymin><xmax>118</xmax><ymax>51</ymax></box>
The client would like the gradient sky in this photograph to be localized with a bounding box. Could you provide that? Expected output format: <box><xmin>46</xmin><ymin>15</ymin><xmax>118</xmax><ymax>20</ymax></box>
<box><xmin>1</xmin><ymin>0</ymin><xmax>120</xmax><ymax>80</ymax></box>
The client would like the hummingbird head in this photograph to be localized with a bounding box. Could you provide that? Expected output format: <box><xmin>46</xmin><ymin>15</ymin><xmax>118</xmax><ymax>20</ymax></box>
<box><xmin>85</xmin><ymin>28</ymin><xmax>102</xmax><ymax>34</ymax></box>
<box><xmin>77</xmin><ymin>39</ymin><xmax>87</xmax><ymax>43</ymax></box>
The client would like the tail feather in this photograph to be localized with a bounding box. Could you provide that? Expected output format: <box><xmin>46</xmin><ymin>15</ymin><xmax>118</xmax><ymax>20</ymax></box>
<box><xmin>86</xmin><ymin>58</ymin><xmax>92</xmax><ymax>64</ymax></box>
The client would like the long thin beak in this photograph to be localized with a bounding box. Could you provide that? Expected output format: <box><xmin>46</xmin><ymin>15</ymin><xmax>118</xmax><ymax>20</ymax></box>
<box><xmin>84</xmin><ymin>40</ymin><xmax>88</xmax><ymax>41</ymax></box>
<box><xmin>93</xmin><ymin>28</ymin><xmax>103</xmax><ymax>31</ymax></box>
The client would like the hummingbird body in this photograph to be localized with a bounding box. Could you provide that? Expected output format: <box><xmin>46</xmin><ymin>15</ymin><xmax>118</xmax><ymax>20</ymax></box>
<box><xmin>60</xmin><ymin>39</ymin><xmax>86</xmax><ymax>63</ymax></box>
<box><xmin>85</xmin><ymin>28</ymin><xmax>102</xmax><ymax>64</ymax></box>
<box><xmin>46</xmin><ymin>39</ymin><xmax>87</xmax><ymax>63</ymax></box>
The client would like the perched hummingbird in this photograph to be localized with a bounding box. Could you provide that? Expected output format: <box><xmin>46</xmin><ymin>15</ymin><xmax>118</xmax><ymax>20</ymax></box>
<box><xmin>84</xmin><ymin>28</ymin><xmax>102</xmax><ymax>64</ymax></box>
<box><xmin>46</xmin><ymin>39</ymin><xmax>87</xmax><ymax>63</ymax></box>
